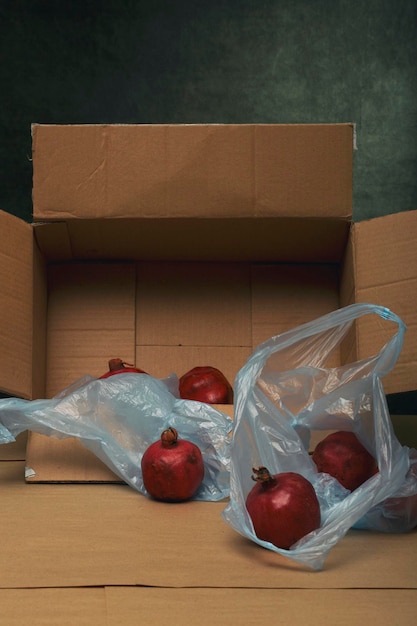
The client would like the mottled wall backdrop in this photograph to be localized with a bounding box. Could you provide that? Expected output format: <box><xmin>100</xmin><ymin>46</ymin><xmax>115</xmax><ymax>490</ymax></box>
<box><xmin>1</xmin><ymin>0</ymin><xmax>416</xmax><ymax>222</ymax></box>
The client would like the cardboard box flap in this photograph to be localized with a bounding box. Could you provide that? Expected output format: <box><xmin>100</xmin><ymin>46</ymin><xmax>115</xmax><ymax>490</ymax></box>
<box><xmin>353</xmin><ymin>209</ymin><xmax>417</xmax><ymax>395</ymax></box>
<box><xmin>32</xmin><ymin>123</ymin><xmax>353</xmax><ymax>221</ymax></box>
<box><xmin>0</xmin><ymin>210</ymin><xmax>34</xmax><ymax>398</ymax></box>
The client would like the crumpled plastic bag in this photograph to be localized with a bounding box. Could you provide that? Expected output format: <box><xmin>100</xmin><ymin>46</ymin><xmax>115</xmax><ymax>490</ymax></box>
<box><xmin>354</xmin><ymin>447</ymin><xmax>417</xmax><ymax>533</ymax></box>
<box><xmin>222</xmin><ymin>303</ymin><xmax>416</xmax><ymax>570</ymax></box>
<box><xmin>0</xmin><ymin>373</ymin><xmax>232</xmax><ymax>501</ymax></box>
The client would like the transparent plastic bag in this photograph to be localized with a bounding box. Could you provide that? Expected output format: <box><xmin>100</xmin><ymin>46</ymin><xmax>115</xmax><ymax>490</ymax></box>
<box><xmin>222</xmin><ymin>303</ymin><xmax>415</xmax><ymax>570</ymax></box>
<box><xmin>354</xmin><ymin>448</ymin><xmax>417</xmax><ymax>533</ymax></box>
<box><xmin>0</xmin><ymin>373</ymin><xmax>232</xmax><ymax>501</ymax></box>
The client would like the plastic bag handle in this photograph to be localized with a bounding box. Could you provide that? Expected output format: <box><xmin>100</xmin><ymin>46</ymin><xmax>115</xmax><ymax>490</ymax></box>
<box><xmin>235</xmin><ymin>303</ymin><xmax>406</xmax><ymax>403</ymax></box>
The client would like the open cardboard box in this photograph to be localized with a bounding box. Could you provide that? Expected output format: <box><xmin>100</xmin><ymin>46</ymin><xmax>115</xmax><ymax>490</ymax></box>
<box><xmin>0</xmin><ymin>123</ymin><xmax>416</xmax><ymax>484</ymax></box>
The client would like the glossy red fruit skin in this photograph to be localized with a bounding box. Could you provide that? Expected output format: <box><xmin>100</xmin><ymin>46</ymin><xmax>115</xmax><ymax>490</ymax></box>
<box><xmin>179</xmin><ymin>366</ymin><xmax>234</xmax><ymax>404</ymax></box>
<box><xmin>246</xmin><ymin>469</ymin><xmax>321</xmax><ymax>550</ymax></box>
<box><xmin>141</xmin><ymin>427</ymin><xmax>205</xmax><ymax>502</ymax></box>
<box><xmin>312</xmin><ymin>431</ymin><xmax>378</xmax><ymax>492</ymax></box>
<box><xmin>99</xmin><ymin>358</ymin><xmax>147</xmax><ymax>379</ymax></box>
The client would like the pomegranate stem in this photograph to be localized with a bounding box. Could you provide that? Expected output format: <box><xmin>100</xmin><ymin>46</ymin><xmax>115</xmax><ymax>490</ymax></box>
<box><xmin>161</xmin><ymin>427</ymin><xmax>179</xmax><ymax>446</ymax></box>
<box><xmin>108</xmin><ymin>358</ymin><xmax>134</xmax><ymax>371</ymax></box>
<box><xmin>251</xmin><ymin>466</ymin><xmax>274</xmax><ymax>484</ymax></box>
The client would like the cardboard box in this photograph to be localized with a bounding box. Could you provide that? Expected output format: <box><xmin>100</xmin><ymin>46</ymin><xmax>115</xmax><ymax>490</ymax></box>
<box><xmin>1</xmin><ymin>124</ymin><xmax>417</xmax><ymax>621</ymax></box>
<box><xmin>0</xmin><ymin>123</ymin><xmax>416</xmax><ymax>484</ymax></box>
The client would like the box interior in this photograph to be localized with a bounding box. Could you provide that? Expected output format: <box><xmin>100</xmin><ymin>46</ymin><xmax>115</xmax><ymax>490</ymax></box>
<box><xmin>23</xmin><ymin>210</ymin><xmax>416</xmax><ymax>483</ymax></box>
<box><xmin>37</xmin><ymin>234</ymin><xmax>351</xmax><ymax>398</ymax></box>
<box><xmin>26</xmin><ymin>220</ymin><xmax>352</xmax><ymax>484</ymax></box>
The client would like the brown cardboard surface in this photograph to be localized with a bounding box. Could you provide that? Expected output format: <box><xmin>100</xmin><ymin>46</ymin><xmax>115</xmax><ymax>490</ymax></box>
<box><xmin>251</xmin><ymin>263</ymin><xmax>341</xmax><ymax>353</ymax></box>
<box><xmin>0</xmin><ymin>432</ymin><xmax>27</xmax><ymax>460</ymax></box>
<box><xmin>136</xmin><ymin>262</ymin><xmax>252</xmax><ymax>348</ymax></box>
<box><xmin>0</xmin><ymin>588</ymin><xmax>107</xmax><ymax>626</ymax></box>
<box><xmin>136</xmin><ymin>345</ymin><xmax>251</xmax><ymax>384</ymax></box>
<box><xmin>33</xmin><ymin>221</ymin><xmax>73</xmax><ymax>261</ymax></box>
<box><xmin>0</xmin><ymin>210</ymin><xmax>33</xmax><ymax>399</ymax></box>
<box><xmin>45</xmin><ymin>262</ymin><xmax>136</xmax><ymax>396</ymax></box>
<box><xmin>25</xmin><ymin>432</ymin><xmax>122</xmax><ymax>482</ymax></box>
<box><xmin>338</xmin><ymin>232</ymin><xmax>358</xmax><ymax>367</ymax></box>
<box><xmin>32</xmin><ymin>123</ymin><xmax>353</xmax><ymax>221</ymax></box>
<box><xmin>34</xmin><ymin>217</ymin><xmax>351</xmax><ymax>264</ymax></box>
<box><xmin>1</xmin><ymin>588</ymin><xmax>415</xmax><ymax>626</ymax></box>
<box><xmin>24</xmin><ymin>260</ymin><xmax>137</xmax><ymax>480</ymax></box>
<box><xmin>2</xmin><ymin>461</ymin><xmax>417</xmax><ymax>590</ymax></box>
<box><xmin>353</xmin><ymin>209</ymin><xmax>417</xmax><ymax>395</ymax></box>
<box><xmin>31</xmin><ymin>238</ymin><xmax>47</xmax><ymax>400</ymax></box>
<box><xmin>105</xmin><ymin>588</ymin><xmax>417</xmax><ymax>626</ymax></box>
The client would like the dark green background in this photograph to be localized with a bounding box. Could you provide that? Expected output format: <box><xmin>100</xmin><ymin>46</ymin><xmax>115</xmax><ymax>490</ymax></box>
<box><xmin>1</xmin><ymin>0</ymin><xmax>416</xmax><ymax>223</ymax></box>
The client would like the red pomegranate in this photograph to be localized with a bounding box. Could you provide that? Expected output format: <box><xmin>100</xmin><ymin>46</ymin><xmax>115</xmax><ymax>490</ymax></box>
<box><xmin>246</xmin><ymin>467</ymin><xmax>321</xmax><ymax>550</ymax></box>
<box><xmin>99</xmin><ymin>358</ymin><xmax>147</xmax><ymax>378</ymax></box>
<box><xmin>141</xmin><ymin>427</ymin><xmax>204</xmax><ymax>502</ymax></box>
<box><xmin>179</xmin><ymin>366</ymin><xmax>234</xmax><ymax>404</ymax></box>
<box><xmin>312</xmin><ymin>431</ymin><xmax>378</xmax><ymax>492</ymax></box>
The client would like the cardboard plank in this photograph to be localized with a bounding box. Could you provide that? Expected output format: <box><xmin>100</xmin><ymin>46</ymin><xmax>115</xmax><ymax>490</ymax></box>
<box><xmin>0</xmin><ymin>588</ymin><xmax>107</xmax><ymax>626</ymax></box>
<box><xmin>3</xmin><ymin>461</ymin><xmax>417</xmax><ymax>590</ymax></box>
<box><xmin>105</xmin><ymin>588</ymin><xmax>417</xmax><ymax>626</ymax></box>
<box><xmin>0</xmin><ymin>588</ymin><xmax>414</xmax><ymax>625</ymax></box>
